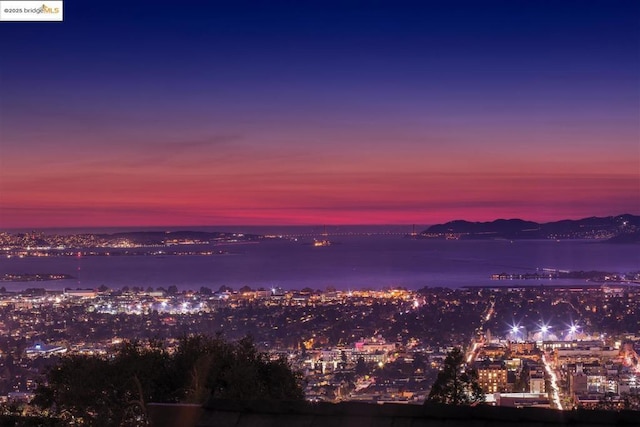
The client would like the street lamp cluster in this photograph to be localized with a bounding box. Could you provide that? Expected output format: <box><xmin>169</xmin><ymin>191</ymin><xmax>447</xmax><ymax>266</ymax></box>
<box><xmin>508</xmin><ymin>321</ymin><xmax>581</xmax><ymax>342</ymax></box>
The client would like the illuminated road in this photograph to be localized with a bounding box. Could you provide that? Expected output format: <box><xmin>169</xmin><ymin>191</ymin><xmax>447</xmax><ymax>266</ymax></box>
<box><xmin>542</xmin><ymin>353</ymin><xmax>563</xmax><ymax>410</ymax></box>
<box><xmin>466</xmin><ymin>300</ymin><xmax>494</xmax><ymax>364</ymax></box>
<box><xmin>466</xmin><ymin>341</ymin><xmax>482</xmax><ymax>364</ymax></box>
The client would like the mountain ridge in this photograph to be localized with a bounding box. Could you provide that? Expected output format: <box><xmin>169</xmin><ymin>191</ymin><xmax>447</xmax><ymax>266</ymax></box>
<box><xmin>422</xmin><ymin>214</ymin><xmax>640</xmax><ymax>242</ymax></box>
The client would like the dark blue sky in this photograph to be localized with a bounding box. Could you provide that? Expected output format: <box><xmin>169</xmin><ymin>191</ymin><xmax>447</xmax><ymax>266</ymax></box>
<box><xmin>1</xmin><ymin>1</ymin><xmax>638</xmax><ymax>227</ymax></box>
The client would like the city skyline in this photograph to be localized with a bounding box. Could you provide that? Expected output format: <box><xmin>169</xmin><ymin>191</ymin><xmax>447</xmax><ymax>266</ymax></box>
<box><xmin>1</xmin><ymin>1</ymin><xmax>638</xmax><ymax>228</ymax></box>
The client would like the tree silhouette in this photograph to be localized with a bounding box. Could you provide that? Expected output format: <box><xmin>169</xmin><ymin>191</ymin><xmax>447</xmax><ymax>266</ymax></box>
<box><xmin>34</xmin><ymin>335</ymin><xmax>304</xmax><ymax>425</ymax></box>
<box><xmin>426</xmin><ymin>348</ymin><xmax>484</xmax><ymax>405</ymax></box>
<box><xmin>355</xmin><ymin>357</ymin><xmax>368</xmax><ymax>376</ymax></box>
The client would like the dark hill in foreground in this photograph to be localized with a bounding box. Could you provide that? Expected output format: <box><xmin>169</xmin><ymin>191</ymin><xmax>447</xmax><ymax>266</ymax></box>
<box><xmin>147</xmin><ymin>399</ymin><xmax>639</xmax><ymax>427</ymax></box>
<box><xmin>422</xmin><ymin>214</ymin><xmax>640</xmax><ymax>241</ymax></box>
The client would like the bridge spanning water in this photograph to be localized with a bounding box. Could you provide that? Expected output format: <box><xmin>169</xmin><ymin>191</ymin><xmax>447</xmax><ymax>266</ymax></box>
<box><xmin>268</xmin><ymin>231</ymin><xmax>415</xmax><ymax>238</ymax></box>
<box><xmin>269</xmin><ymin>225</ymin><xmax>421</xmax><ymax>239</ymax></box>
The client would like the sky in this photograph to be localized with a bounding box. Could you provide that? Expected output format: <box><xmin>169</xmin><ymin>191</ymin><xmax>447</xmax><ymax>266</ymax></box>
<box><xmin>1</xmin><ymin>1</ymin><xmax>638</xmax><ymax>228</ymax></box>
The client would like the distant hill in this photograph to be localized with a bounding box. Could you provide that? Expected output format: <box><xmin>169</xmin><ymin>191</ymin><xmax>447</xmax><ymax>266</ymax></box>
<box><xmin>422</xmin><ymin>214</ymin><xmax>640</xmax><ymax>241</ymax></box>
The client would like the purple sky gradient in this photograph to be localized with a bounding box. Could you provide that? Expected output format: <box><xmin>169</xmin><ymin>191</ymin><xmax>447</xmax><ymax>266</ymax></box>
<box><xmin>1</xmin><ymin>1</ymin><xmax>638</xmax><ymax>227</ymax></box>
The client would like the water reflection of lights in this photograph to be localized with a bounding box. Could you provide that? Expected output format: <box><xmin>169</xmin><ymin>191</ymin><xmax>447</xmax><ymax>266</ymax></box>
<box><xmin>542</xmin><ymin>354</ymin><xmax>563</xmax><ymax>410</ymax></box>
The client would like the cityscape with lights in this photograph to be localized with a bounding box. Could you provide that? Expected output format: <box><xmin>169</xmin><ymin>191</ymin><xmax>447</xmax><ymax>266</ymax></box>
<box><xmin>0</xmin><ymin>279</ymin><xmax>639</xmax><ymax>412</ymax></box>
<box><xmin>1</xmin><ymin>0</ymin><xmax>639</xmax><ymax>424</ymax></box>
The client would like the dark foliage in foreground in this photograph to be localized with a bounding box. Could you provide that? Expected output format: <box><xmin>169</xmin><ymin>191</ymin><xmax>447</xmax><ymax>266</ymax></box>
<box><xmin>426</xmin><ymin>348</ymin><xmax>484</xmax><ymax>406</ymax></box>
<box><xmin>33</xmin><ymin>334</ymin><xmax>304</xmax><ymax>426</ymax></box>
<box><xmin>0</xmin><ymin>414</ymin><xmax>62</xmax><ymax>426</ymax></box>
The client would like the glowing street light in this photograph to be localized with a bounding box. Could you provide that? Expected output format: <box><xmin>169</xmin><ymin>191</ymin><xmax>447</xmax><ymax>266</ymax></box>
<box><xmin>510</xmin><ymin>324</ymin><xmax>523</xmax><ymax>342</ymax></box>
<box><xmin>539</xmin><ymin>323</ymin><xmax>551</xmax><ymax>341</ymax></box>
<box><xmin>567</xmin><ymin>323</ymin><xmax>580</xmax><ymax>340</ymax></box>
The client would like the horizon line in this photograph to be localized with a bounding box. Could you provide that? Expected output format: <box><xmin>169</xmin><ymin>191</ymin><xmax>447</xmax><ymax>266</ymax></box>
<box><xmin>2</xmin><ymin>212</ymin><xmax>637</xmax><ymax>233</ymax></box>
